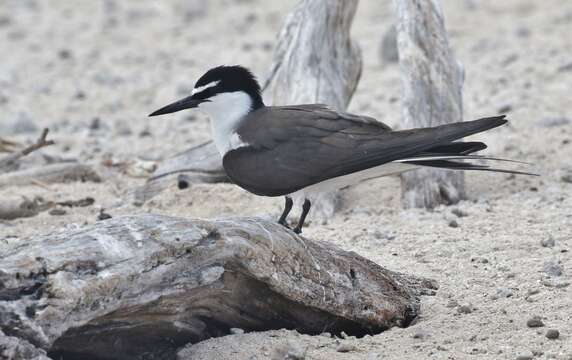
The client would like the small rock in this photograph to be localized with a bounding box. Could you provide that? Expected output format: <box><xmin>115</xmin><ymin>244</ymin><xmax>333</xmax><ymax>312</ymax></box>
<box><xmin>471</xmin><ymin>257</ymin><xmax>489</xmax><ymax>264</ymax></box>
<box><xmin>446</xmin><ymin>299</ymin><xmax>459</xmax><ymax>308</ymax></box>
<box><xmin>126</xmin><ymin>159</ymin><xmax>157</xmax><ymax>178</ymax></box>
<box><xmin>541</xmin><ymin>236</ymin><xmax>556</xmax><ymax>248</ymax></box>
<box><xmin>543</xmin><ymin>260</ymin><xmax>563</xmax><ymax>277</ymax></box>
<box><xmin>492</xmin><ymin>287</ymin><xmax>513</xmax><ymax>299</ymax></box>
<box><xmin>97</xmin><ymin>209</ymin><xmax>112</xmax><ymax>221</ymax></box>
<box><xmin>531</xmin><ymin>350</ymin><xmax>544</xmax><ymax>357</ymax></box>
<box><xmin>229</xmin><ymin>328</ymin><xmax>244</xmax><ymax>335</ymax></box>
<box><xmin>457</xmin><ymin>304</ymin><xmax>473</xmax><ymax>314</ymax></box>
<box><xmin>526</xmin><ymin>316</ymin><xmax>544</xmax><ymax>328</ymax></box>
<box><xmin>336</xmin><ymin>343</ymin><xmax>357</xmax><ymax>353</ymax></box>
<box><xmin>516</xmin><ymin>354</ymin><xmax>533</xmax><ymax>360</ymax></box>
<box><xmin>413</xmin><ymin>329</ymin><xmax>429</xmax><ymax>339</ymax></box>
<box><xmin>58</xmin><ymin>49</ymin><xmax>72</xmax><ymax>59</ymax></box>
<box><xmin>89</xmin><ymin>117</ymin><xmax>101</xmax><ymax>130</ymax></box>
<box><xmin>545</xmin><ymin>329</ymin><xmax>559</xmax><ymax>339</ymax></box>
<box><xmin>139</xmin><ymin>128</ymin><xmax>152</xmax><ymax>137</ymax></box>
<box><xmin>320</xmin><ymin>332</ymin><xmax>331</xmax><ymax>338</ymax></box>
<box><xmin>527</xmin><ymin>288</ymin><xmax>540</xmax><ymax>296</ymax></box>
<box><xmin>536</xmin><ymin>116</ymin><xmax>571</xmax><ymax>128</ymax></box>
<box><xmin>451</xmin><ymin>208</ymin><xmax>468</xmax><ymax>217</ymax></box>
<box><xmin>75</xmin><ymin>91</ymin><xmax>87</xmax><ymax>100</ymax></box>
<box><xmin>561</xmin><ymin>169</ymin><xmax>572</xmax><ymax>184</ymax></box>
<box><xmin>516</xmin><ymin>27</ymin><xmax>531</xmax><ymax>38</ymax></box>
<box><xmin>448</xmin><ymin>220</ymin><xmax>459</xmax><ymax>228</ymax></box>
<box><xmin>497</xmin><ymin>103</ymin><xmax>513</xmax><ymax>114</ymax></box>
<box><xmin>557</xmin><ymin>62</ymin><xmax>572</xmax><ymax>72</ymax></box>
<box><xmin>542</xmin><ymin>279</ymin><xmax>570</xmax><ymax>288</ymax></box>
<box><xmin>501</xmin><ymin>54</ymin><xmax>519</xmax><ymax>67</ymax></box>
<box><xmin>271</xmin><ymin>341</ymin><xmax>306</xmax><ymax>360</ymax></box>
<box><xmin>49</xmin><ymin>208</ymin><xmax>67</xmax><ymax>216</ymax></box>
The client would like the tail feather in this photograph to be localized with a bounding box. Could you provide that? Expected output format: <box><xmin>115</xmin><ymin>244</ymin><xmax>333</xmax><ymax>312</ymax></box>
<box><xmin>403</xmin><ymin>158</ymin><xmax>538</xmax><ymax>176</ymax></box>
<box><xmin>399</xmin><ymin>154</ymin><xmax>531</xmax><ymax>165</ymax></box>
<box><xmin>425</xmin><ymin>141</ymin><xmax>487</xmax><ymax>155</ymax></box>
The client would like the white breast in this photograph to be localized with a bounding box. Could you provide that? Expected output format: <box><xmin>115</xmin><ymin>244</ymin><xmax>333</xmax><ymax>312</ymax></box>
<box><xmin>198</xmin><ymin>91</ymin><xmax>252</xmax><ymax>155</ymax></box>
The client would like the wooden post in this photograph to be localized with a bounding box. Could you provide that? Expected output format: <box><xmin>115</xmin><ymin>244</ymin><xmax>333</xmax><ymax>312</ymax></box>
<box><xmin>393</xmin><ymin>0</ymin><xmax>466</xmax><ymax>208</ymax></box>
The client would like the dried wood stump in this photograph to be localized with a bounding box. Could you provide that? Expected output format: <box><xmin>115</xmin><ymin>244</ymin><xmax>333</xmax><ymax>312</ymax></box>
<box><xmin>393</xmin><ymin>0</ymin><xmax>466</xmax><ymax>208</ymax></box>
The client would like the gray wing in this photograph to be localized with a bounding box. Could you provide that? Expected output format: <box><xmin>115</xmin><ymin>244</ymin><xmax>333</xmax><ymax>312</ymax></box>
<box><xmin>223</xmin><ymin>105</ymin><xmax>506</xmax><ymax>196</ymax></box>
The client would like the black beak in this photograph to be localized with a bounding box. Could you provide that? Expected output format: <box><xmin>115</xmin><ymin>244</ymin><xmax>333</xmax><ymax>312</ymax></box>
<box><xmin>149</xmin><ymin>96</ymin><xmax>203</xmax><ymax>117</ymax></box>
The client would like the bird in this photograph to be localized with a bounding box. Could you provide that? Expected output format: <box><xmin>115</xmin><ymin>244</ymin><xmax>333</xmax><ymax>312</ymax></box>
<box><xmin>150</xmin><ymin>65</ymin><xmax>534</xmax><ymax>234</ymax></box>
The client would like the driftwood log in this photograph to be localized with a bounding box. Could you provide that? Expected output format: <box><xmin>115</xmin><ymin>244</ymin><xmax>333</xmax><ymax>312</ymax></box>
<box><xmin>0</xmin><ymin>163</ymin><xmax>101</xmax><ymax>188</ymax></box>
<box><xmin>133</xmin><ymin>142</ymin><xmax>228</xmax><ymax>206</ymax></box>
<box><xmin>137</xmin><ymin>0</ymin><xmax>362</xmax><ymax>220</ymax></box>
<box><xmin>0</xmin><ymin>196</ymin><xmax>47</xmax><ymax>221</ymax></box>
<box><xmin>393</xmin><ymin>0</ymin><xmax>466</xmax><ymax>208</ymax></box>
<box><xmin>0</xmin><ymin>214</ymin><xmax>436</xmax><ymax>360</ymax></box>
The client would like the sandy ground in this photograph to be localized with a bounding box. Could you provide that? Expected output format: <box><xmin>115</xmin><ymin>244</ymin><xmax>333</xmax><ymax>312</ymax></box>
<box><xmin>1</xmin><ymin>0</ymin><xmax>571</xmax><ymax>359</ymax></box>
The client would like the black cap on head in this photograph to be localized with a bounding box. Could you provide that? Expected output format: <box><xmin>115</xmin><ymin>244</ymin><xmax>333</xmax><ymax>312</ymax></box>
<box><xmin>194</xmin><ymin>65</ymin><xmax>264</xmax><ymax>108</ymax></box>
<box><xmin>149</xmin><ymin>65</ymin><xmax>264</xmax><ymax>117</ymax></box>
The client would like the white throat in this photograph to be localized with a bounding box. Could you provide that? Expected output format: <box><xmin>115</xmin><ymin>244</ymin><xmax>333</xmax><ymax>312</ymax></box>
<box><xmin>198</xmin><ymin>91</ymin><xmax>252</xmax><ymax>155</ymax></box>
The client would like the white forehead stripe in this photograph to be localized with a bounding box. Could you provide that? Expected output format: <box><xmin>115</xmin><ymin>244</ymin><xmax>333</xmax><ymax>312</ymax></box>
<box><xmin>191</xmin><ymin>80</ymin><xmax>220</xmax><ymax>95</ymax></box>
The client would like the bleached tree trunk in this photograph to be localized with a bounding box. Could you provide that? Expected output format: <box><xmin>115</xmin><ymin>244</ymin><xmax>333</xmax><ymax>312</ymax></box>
<box><xmin>263</xmin><ymin>0</ymin><xmax>362</xmax><ymax>220</ymax></box>
<box><xmin>0</xmin><ymin>215</ymin><xmax>436</xmax><ymax>359</ymax></box>
<box><xmin>393</xmin><ymin>0</ymin><xmax>466</xmax><ymax>208</ymax></box>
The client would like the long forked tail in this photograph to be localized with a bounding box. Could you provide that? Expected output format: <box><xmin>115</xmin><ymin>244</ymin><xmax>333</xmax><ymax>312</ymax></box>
<box><xmin>396</xmin><ymin>140</ymin><xmax>538</xmax><ymax>176</ymax></box>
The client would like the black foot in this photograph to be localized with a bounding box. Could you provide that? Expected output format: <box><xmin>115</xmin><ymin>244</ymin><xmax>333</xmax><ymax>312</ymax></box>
<box><xmin>278</xmin><ymin>220</ymin><xmax>290</xmax><ymax>229</ymax></box>
<box><xmin>293</xmin><ymin>199</ymin><xmax>311</xmax><ymax>235</ymax></box>
<box><xmin>277</xmin><ymin>196</ymin><xmax>293</xmax><ymax>229</ymax></box>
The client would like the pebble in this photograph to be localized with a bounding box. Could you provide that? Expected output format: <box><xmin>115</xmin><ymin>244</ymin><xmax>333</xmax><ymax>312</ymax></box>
<box><xmin>48</xmin><ymin>208</ymin><xmax>67</xmax><ymax>216</ymax></box>
<box><xmin>545</xmin><ymin>329</ymin><xmax>559</xmax><ymax>339</ymax></box>
<box><xmin>446</xmin><ymin>299</ymin><xmax>459</xmax><ymax>308</ymax></box>
<box><xmin>497</xmin><ymin>103</ymin><xmax>513</xmax><ymax>114</ymax></box>
<box><xmin>516</xmin><ymin>354</ymin><xmax>533</xmax><ymax>360</ymax></box>
<box><xmin>541</xmin><ymin>236</ymin><xmax>556</xmax><ymax>248</ymax></box>
<box><xmin>271</xmin><ymin>340</ymin><xmax>306</xmax><ymax>360</ymax></box>
<box><xmin>413</xmin><ymin>329</ymin><xmax>429</xmax><ymax>339</ymax></box>
<box><xmin>526</xmin><ymin>316</ymin><xmax>544</xmax><ymax>328</ymax></box>
<box><xmin>448</xmin><ymin>220</ymin><xmax>459</xmax><ymax>228</ymax></box>
<box><xmin>543</xmin><ymin>260</ymin><xmax>563</xmax><ymax>277</ymax></box>
<box><xmin>536</xmin><ymin>116</ymin><xmax>571</xmax><ymax>128</ymax></box>
<box><xmin>97</xmin><ymin>209</ymin><xmax>112</xmax><ymax>221</ymax></box>
<box><xmin>492</xmin><ymin>287</ymin><xmax>513</xmax><ymax>299</ymax></box>
<box><xmin>457</xmin><ymin>304</ymin><xmax>473</xmax><ymax>314</ymax></box>
<box><xmin>557</xmin><ymin>62</ymin><xmax>572</xmax><ymax>72</ymax></box>
<box><xmin>337</xmin><ymin>343</ymin><xmax>357</xmax><ymax>353</ymax></box>
<box><xmin>561</xmin><ymin>169</ymin><xmax>572</xmax><ymax>184</ymax></box>
<box><xmin>527</xmin><ymin>288</ymin><xmax>540</xmax><ymax>296</ymax></box>
<box><xmin>229</xmin><ymin>328</ymin><xmax>244</xmax><ymax>335</ymax></box>
<box><xmin>516</xmin><ymin>26</ymin><xmax>531</xmax><ymax>38</ymax></box>
<box><xmin>451</xmin><ymin>208</ymin><xmax>468</xmax><ymax>217</ymax></box>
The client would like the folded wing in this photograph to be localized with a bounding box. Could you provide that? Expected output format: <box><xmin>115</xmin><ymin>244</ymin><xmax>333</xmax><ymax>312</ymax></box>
<box><xmin>223</xmin><ymin>105</ymin><xmax>509</xmax><ymax>196</ymax></box>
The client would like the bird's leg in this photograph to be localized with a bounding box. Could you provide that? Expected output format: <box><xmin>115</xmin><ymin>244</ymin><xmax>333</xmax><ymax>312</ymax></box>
<box><xmin>278</xmin><ymin>196</ymin><xmax>293</xmax><ymax>228</ymax></box>
<box><xmin>293</xmin><ymin>199</ymin><xmax>311</xmax><ymax>234</ymax></box>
